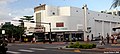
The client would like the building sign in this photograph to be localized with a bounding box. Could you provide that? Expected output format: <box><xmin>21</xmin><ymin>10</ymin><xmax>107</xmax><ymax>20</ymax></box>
<box><xmin>2</xmin><ymin>30</ymin><xmax>5</xmax><ymax>34</ymax></box>
<box><xmin>34</xmin><ymin>27</ymin><xmax>45</xmax><ymax>32</ymax></box>
<box><xmin>56</xmin><ymin>22</ymin><xmax>64</xmax><ymax>27</ymax></box>
<box><xmin>53</xmin><ymin>28</ymin><xmax>67</xmax><ymax>30</ymax></box>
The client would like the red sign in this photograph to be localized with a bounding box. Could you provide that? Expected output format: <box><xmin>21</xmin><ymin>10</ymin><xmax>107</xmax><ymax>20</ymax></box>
<box><xmin>56</xmin><ymin>22</ymin><xmax>64</xmax><ymax>27</ymax></box>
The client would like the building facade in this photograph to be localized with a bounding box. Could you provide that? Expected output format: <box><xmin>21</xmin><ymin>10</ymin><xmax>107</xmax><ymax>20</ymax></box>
<box><xmin>34</xmin><ymin>4</ymin><xmax>120</xmax><ymax>41</ymax></box>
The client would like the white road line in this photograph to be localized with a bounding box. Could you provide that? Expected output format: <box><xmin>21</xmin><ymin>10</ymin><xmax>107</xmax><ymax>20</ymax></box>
<box><xmin>29</xmin><ymin>48</ymin><xmax>47</xmax><ymax>50</ymax></box>
<box><xmin>7</xmin><ymin>51</ymin><xmax>20</xmax><ymax>54</ymax></box>
<box><xmin>18</xmin><ymin>49</ymin><xmax>34</xmax><ymax>52</ymax></box>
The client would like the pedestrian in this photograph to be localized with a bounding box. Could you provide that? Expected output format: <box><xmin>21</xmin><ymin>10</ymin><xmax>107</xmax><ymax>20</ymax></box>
<box><xmin>86</xmin><ymin>35</ymin><xmax>90</xmax><ymax>42</ymax></box>
<box><xmin>111</xmin><ymin>35</ymin><xmax>114</xmax><ymax>44</ymax></box>
<box><xmin>114</xmin><ymin>35</ymin><xmax>117</xmax><ymax>44</ymax></box>
<box><xmin>31</xmin><ymin>37</ymin><xmax>36</xmax><ymax>43</ymax></box>
<box><xmin>100</xmin><ymin>36</ymin><xmax>105</xmax><ymax>45</ymax></box>
<box><xmin>106</xmin><ymin>33</ymin><xmax>110</xmax><ymax>44</ymax></box>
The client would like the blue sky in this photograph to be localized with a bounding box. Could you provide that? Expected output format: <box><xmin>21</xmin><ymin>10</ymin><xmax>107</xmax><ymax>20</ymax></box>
<box><xmin>0</xmin><ymin>0</ymin><xmax>115</xmax><ymax>22</ymax></box>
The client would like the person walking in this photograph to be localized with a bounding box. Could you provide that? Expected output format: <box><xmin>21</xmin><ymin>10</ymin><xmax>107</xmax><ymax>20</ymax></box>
<box><xmin>31</xmin><ymin>37</ymin><xmax>36</xmax><ymax>43</ymax></box>
<box><xmin>106</xmin><ymin>33</ymin><xmax>110</xmax><ymax>44</ymax></box>
<box><xmin>111</xmin><ymin>35</ymin><xmax>114</xmax><ymax>44</ymax></box>
<box><xmin>100</xmin><ymin>36</ymin><xmax>105</xmax><ymax>45</ymax></box>
<box><xmin>114</xmin><ymin>35</ymin><xmax>117</xmax><ymax>44</ymax></box>
<box><xmin>86</xmin><ymin>35</ymin><xmax>90</xmax><ymax>42</ymax></box>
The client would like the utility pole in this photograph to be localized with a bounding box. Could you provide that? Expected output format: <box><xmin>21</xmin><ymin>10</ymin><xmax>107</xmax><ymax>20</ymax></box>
<box><xmin>49</xmin><ymin>23</ymin><xmax>51</xmax><ymax>41</ymax></box>
<box><xmin>83</xmin><ymin>4</ymin><xmax>88</xmax><ymax>41</ymax></box>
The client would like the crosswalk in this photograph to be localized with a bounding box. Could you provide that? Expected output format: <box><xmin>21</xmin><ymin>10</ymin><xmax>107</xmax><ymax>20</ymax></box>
<box><xmin>7</xmin><ymin>51</ymin><xmax>20</xmax><ymax>54</ymax></box>
<box><xmin>7</xmin><ymin>48</ymin><xmax>47</xmax><ymax>54</ymax></box>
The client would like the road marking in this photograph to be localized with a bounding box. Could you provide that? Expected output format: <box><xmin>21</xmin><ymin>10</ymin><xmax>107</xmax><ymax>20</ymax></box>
<box><xmin>18</xmin><ymin>49</ymin><xmax>34</xmax><ymax>52</ymax></box>
<box><xmin>8</xmin><ymin>44</ymin><xmax>13</xmax><ymax>46</ymax></box>
<box><xmin>7</xmin><ymin>51</ymin><xmax>20</xmax><ymax>54</ymax></box>
<box><xmin>29</xmin><ymin>48</ymin><xmax>47</xmax><ymax>50</ymax></box>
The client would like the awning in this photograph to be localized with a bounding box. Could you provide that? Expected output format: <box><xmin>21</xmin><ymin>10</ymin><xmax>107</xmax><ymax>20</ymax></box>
<box><xmin>113</xmin><ymin>27</ymin><xmax>120</xmax><ymax>29</ymax></box>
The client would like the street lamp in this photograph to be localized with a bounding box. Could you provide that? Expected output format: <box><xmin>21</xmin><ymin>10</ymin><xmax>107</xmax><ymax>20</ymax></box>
<box><xmin>82</xmin><ymin>4</ymin><xmax>88</xmax><ymax>41</ymax></box>
<box><xmin>49</xmin><ymin>23</ymin><xmax>51</xmax><ymax>41</ymax></box>
<box><xmin>30</xmin><ymin>21</ymin><xmax>52</xmax><ymax>41</ymax></box>
<box><xmin>2</xmin><ymin>30</ymin><xmax>5</xmax><ymax>40</ymax></box>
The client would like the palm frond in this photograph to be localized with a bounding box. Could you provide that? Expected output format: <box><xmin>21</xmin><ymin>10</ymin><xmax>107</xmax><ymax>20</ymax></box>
<box><xmin>110</xmin><ymin>0</ymin><xmax>120</xmax><ymax>9</ymax></box>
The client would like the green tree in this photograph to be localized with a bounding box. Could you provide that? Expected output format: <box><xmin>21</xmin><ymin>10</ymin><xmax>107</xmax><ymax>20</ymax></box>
<box><xmin>110</xmin><ymin>0</ymin><xmax>120</xmax><ymax>9</ymax></box>
<box><xmin>1</xmin><ymin>23</ymin><xmax>25</xmax><ymax>41</ymax></box>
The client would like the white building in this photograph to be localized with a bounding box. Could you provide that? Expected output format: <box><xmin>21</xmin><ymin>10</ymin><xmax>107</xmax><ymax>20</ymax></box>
<box><xmin>34</xmin><ymin>4</ymin><xmax>120</xmax><ymax>41</ymax></box>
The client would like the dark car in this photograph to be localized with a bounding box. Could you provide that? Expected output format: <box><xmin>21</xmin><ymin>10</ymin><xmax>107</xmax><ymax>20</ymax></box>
<box><xmin>0</xmin><ymin>39</ymin><xmax>8</xmax><ymax>54</ymax></box>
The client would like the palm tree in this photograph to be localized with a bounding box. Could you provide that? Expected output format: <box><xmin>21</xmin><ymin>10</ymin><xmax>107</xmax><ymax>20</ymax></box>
<box><xmin>20</xmin><ymin>16</ymin><xmax>34</xmax><ymax>21</ymax></box>
<box><xmin>110</xmin><ymin>0</ymin><xmax>120</xmax><ymax>9</ymax></box>
<box><xmin>19</xmin><ymin>16</ymin><xmax>33</xmax><ymax>27</ymax></box>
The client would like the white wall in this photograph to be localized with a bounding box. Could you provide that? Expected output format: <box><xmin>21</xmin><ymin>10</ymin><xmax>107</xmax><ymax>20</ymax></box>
<box><xmin>87</xmin><ymin>10</ymin><xmax>120</xmax><ymax>38</ymax></box>
<box><xmin>35</xmin><ymin>5</ymin><xmax>120</xmax><ymax>40</ymax></box>
<box><xmin>59</xmin><ymin>7</ymin><xmax>70</xmax><ymax>16</ymax></box>
<box><xmin>46</xmin><ymin>5</ymin><xmax>59</xmax><ymax>16</ymax></box>
<box><xmin>42</xmin><ymin>16</ymin><xmax>83</xmax><ymax>32</ymax></box>
<box><xmin>70</xmin><ymin>7</ymin><xmax>84</xmax><ymax>16</ymax></box>
<box><xmin>24</xmin><ymin>22</ymin><xmax>36</xmax><ymax>30</ymax></box>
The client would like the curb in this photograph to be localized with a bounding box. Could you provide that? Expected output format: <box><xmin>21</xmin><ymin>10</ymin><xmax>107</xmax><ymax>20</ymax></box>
<box><xmin>8</xmin><ymin>42</ymin><xmax>66</xmax><ymax>45</ymax></box>
<box><xmin>80</xmin><ymin>48</ymin><xmax>120</xmax><ymax>52</ymax></box>
<box><xmin>57</xmin><ymin>47</ymin><xmax>80</xmax><ymax>52</ymax></box>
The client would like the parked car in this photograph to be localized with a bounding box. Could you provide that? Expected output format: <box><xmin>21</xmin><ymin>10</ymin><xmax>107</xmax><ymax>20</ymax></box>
<box><xmin>0</xmin><ymin>39</ymin><xmax>8</xmax><ymax>54</ymax></box>
<box><xmin>92</xmin><ymin>37</ymin><xmax>101</xmax><ymax>41</ymax></box>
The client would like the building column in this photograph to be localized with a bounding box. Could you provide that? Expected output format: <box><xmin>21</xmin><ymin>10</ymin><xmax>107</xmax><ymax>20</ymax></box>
<box><xmin>109</xmin><ymin>22</ymin><xmax>111</xmax><ymax>36</ymax></box>
<box><xmin>102</xmin><ymin>21</ymin><xmax>104</xmax><ymax>37</ymax></box>
<box><xmin>94</xmin><ymin>20</ymin><xmax>96</xmax><ymax>38</ymax></box>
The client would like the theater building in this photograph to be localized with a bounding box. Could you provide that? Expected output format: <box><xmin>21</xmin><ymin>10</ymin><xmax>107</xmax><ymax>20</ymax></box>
<box><xmin>33</xmin><ymin>4</ymin><xmax>120</xmax><ymax>41</ymax></box>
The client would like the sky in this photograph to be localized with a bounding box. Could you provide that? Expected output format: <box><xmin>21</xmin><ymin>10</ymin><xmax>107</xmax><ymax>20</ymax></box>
<box><xmin>0</xmin><ymin>0</ymin><xmax>114</xmax><ymax>23</ymax></box>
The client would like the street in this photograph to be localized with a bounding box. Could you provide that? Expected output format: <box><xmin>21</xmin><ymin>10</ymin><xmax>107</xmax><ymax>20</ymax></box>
<box><xmin>6</xmin><ymin>43</ymin><xmax>80</xmax><ymax>54</ymax></box>
<box><xmin>6</xmin><ymin>41</ymin><xmax>120</xmax><ymax>54</ymax></box>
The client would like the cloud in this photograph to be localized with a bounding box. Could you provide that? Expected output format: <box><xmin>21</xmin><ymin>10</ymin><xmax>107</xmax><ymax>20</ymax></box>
<box><xmin>0</xmin><ymin>0</ymin><xmax>17</xmax><ymax>5</ymax></box>
<box><xmin>0</xmin><ymin>0</ymin><xmax>18</xmax><ymax>22</ymax></box>
<box><xmin>0</xmin><ymin>6</ymin><xmax>12</xmax><ymax>21</ymax></box>
<box><xmin>11</xmin><ymin>8</ymin><xmax>34</xmax><ymax>17</ymax></box>
<box><xmin>0</xmin><ymin>0</ymin><xmax>33</xmax><ymax>22</ymax></box>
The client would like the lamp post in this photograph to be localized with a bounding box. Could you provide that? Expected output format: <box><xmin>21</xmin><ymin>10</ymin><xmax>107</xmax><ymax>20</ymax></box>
<box><xmin>49</xmin><ymin>23</ymin><xmax>51</xmax><ymax>41</ymax></box>
<box><xmin>82</xmin><ymin>4</ymin><xmax>88</xmax><ymax>41</ymax></box>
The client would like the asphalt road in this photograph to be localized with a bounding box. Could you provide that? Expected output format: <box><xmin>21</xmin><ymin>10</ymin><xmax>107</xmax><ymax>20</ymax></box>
<box><xmin>6</xmin><ymin>43</ymin><xmax>80</xmax><ymax>54</ymax></box>
<box><xmin>6</xmin><ymin>41</ymin><xmax>120</xmax><ymax>54</ymax></box>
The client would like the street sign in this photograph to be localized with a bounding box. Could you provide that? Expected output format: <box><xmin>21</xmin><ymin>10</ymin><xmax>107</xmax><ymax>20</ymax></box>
<box><xmin>2</xmin><ymin>30</ymin><xmax>5</xmax><ymax>34</ymax></box>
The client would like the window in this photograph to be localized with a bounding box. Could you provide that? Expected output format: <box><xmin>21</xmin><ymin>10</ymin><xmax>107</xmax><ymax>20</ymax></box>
<box><xmin>107</xmin><ymin>12</ymin><xmax>112</xmax><ymax>14</ymax></box>
<box><xmin>118</xmin><ymin>11</ymin><xmax>120</xmax><ymax>16</ymax></box>
<box><xmin>88</xmin><ymin>12</ymin><xmax>90</xmax><ymax>14</ymax></box>
<box><xmin>56</xmin><ymin>22</ymin><xmax>64</xmax><ymax>27</ymax></box>
<box><xmin>76</xmin><ymin>10</ymin><xmax>78</xmax><ymax>12</ymax></box>
<box><xmin>52</xmin><ymin>12</ymin><xmax>55</xmax><ymax>15</ymax></box>
<box><xmin>98</xmin><ymin>14</ymin><xmax>99</xmax><ymax>16</ymax></box>
<box><xmin>106</xmin><ymin>15</ymin><xmax>108</xmax><ymax>17</ymax></box>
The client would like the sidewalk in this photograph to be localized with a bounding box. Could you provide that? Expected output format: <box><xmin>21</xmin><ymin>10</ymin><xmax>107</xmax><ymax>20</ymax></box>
<box><xmin>8</xmin><ymin>42</ymin><xmax>66</xmax><ymax>45</ymax></box>
<box><xmin>81</xmin><ymin>48</ymin><xmax>120</xmax><ymax>52</ymax></box>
